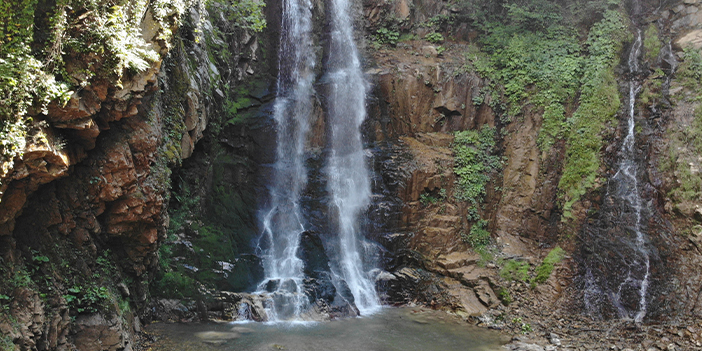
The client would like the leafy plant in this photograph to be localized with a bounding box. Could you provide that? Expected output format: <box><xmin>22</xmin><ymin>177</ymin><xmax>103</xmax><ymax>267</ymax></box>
<box><xmin>0</xmin><ymin>334</ymin><xmax>13</xmax><ymax>351</ymax></box>
<box><xmin>223</xmin><ymin>0</ymin><xmax>267</xmax><ymax>32</ymax></box>
<box><xmin>424</xmin><ymin>32</ymin><xmax>444</xmax><ymax>44</ymax></box>
<box><xmin>461</xmin><ymin>219</ymin><xmax>491</xmax><ymax>247</ymax></box>
<box><xmin>453</xmin><ymin>125</ymin><xmax>501</xmax><ymax>204</ymax></box>
<box><xmin>558</xmin><ymin>10</ymin><xmax>625</xmax><ymax>218</ymax></box>
<box><xmin>643</xmin><ymin>23</ymin><xmax>660</xmax><ymax>63</ymax></box>
<box><xmin>63</xmin><ymin>285</ymin><xmax>111</xmax><ymax>314</ymax></box>
<box><xmin>375</xmin><ymin>28</ymin><xmax>400</xmax><ymax>46</ymax></box>
<box><xmin>497</xmin><ymin>287</ymin><xmax>512</xmax><ymax>305</ymax></box>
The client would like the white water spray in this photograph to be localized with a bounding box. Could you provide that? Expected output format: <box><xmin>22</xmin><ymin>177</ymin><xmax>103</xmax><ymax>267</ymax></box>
<box><xmin>256</xmin><ymin>0</ymin><xmax>316</xmax><ymax>321</ymax></box>
<box><xmin>610</xmin><ymin>25</ymin><xmax>651</xmax><ymax>323</ymax></box>
<box><xmin>325</xmin><ymin>0</ymin><xmax>381</xmax><ymax>315</ymax></box>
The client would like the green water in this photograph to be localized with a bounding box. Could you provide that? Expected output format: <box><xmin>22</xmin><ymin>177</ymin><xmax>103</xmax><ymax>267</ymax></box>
<box><xmin>145</xmin><ymin>307</ymin><xmax>508</xmax><ymax>351</ymax></box>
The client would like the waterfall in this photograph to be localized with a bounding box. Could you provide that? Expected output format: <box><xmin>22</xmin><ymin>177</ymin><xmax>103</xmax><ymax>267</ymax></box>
<box><xmin>583</xmin><ymin>4</ymin><xmax>652</xmax><ymax>322</ymax></box>
<box><xmin>325</xmin><ymin>0</ymin><xmax>381</xmax><ymax>315</ymax></box>
<box><xmin>609</xmin><ymin>26</ymin><xmax>650</xmax><ymax>322</ymax></box>
<box><xmin>256</xmin><ymin>0</ymin><xmax>316</xmax><ymax>321</ymax></box>
<box><xmin>255</xmin><ymin>0</ymin><xmax>380</xmax><ymax>320</ymax></box>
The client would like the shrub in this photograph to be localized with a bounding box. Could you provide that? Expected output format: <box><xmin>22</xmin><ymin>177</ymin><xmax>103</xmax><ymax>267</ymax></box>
<box><xmin>424</xmin><ymin>32</ymin><xmax>444</xmax><ymax>44</ymax></box>
<box><xmin>375</xmin><ymin>27</ymin><xmax>400</xmax><ymax>46</ymax></box>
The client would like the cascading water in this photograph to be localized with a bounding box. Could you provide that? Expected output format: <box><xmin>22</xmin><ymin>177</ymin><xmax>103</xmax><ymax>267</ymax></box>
<box><xmin>255</xmin><ymin>0</ymin><xmax>380</xmax><ymax>320</ymax></box>
<box><xmin>256</xmin><ymin>0</ymin><xmax>316</xmax><ymax>321</ymax></box>
<box><xmin>583</xmin><ymin>2</ymin><xmax>652</xmax><ymax>322</ymax></box>
<box><xmin>324</xmin><ymin>0</ymin><xmax>381</xmax><ymax>314</ymax></box>
<box><xmin>609</xmin><ymin>25</ymin><xmax>651</xmax><ymax>322</ymax></box>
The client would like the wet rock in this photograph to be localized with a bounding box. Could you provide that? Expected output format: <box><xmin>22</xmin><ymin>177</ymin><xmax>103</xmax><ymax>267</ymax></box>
<box><xmin>72</xmin><ymin>314</ymin><xmax>131</xmax><ymax>351</ymax></box>
<box><xmin>505</xmin><ymin>342</ymin><xmax>545</xmax><ymax>351</ymax></box>
<box><xmin>549</xmin><ymin>333</ymin><xmax>561</xmax><ymax>346</ymax></box>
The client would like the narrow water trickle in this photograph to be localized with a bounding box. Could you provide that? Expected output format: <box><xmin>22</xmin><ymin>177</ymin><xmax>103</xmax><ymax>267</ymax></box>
<box><xmin>610</xmin><ymin>26</ymin><xmax>650</xmax><ymax>322</ymax></box>
<box><xmin>325</xmin><ymin>0</ymin><xmax>381</xmax><ymax>314</ymax></box>
<box><xmin>583</xmin><ymin>1</ymin><xmax>652</xmax><ymax>322</ymax></box>
<box><xmin>256</xmin><ymin>0</ymin><xmax>316</xmax><ymax>321</ymax></box>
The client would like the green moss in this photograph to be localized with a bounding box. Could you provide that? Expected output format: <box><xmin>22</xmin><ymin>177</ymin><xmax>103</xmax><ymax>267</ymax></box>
<box><xmin>461</xmin><ymin>219</ymin><xmax>491</xmax><ymax>248</ymax></box>
<box><xmin>153</xmin><ymin>271</ymin><xmax>198</xmax><ymax>299</ymax></box>
<box><xmin>663</xmin><ymin>104</ymin><xmax>702</xmax><ymax>206</ymax></box>
<box><xmin>500</xmin><ymin>259</ymin><xmax>530</xmax><ymax>281</ymax></box>
<box><xmin>677</xmin><ymin>47</ymin><xmax>702</xmax><ymax>96</ymax></box>
<box><xmin>532</xmin><ymin>246</ymin><xmax>565</xmax><ymax>284</ymax></box>
<box><xmin>643</xmin><ymin>23</ymin><xmax>660</xmax><ymax>63</ymax></box>
<box><xmin>0</xmin><ymin>334</ymin><xmax>13</xmax><ymax>351</ymax></box>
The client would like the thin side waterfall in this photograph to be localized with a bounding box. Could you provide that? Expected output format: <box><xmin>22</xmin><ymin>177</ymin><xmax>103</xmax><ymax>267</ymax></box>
<box><xmin>582</xmin><ymin>6</ymin><xmax>653</xmax><ymax>321</ymax></box>
<box><xmin>325</xmin><ymin>0</ymin><xmax>381</xmax><ymax>314</ymax></box>
<box><xmin>609</xmin><ymin>26</ymin><xmax>650</xmax><ymax>322</ymax></box>
<box><xmin>256</xmin><ymin>0</ymin><xmax>316</xmax><ymax>321</ymax></box>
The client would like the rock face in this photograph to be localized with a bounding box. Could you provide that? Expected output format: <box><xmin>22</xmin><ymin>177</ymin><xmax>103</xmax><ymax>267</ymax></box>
<box><xmin>361</xmin><ymin>0</ymin><xmax>702</xmax><ymax>333</ymax></box>
<box><xmin>0</xmin><ymin>0</ymin><xmax>265</xmax><ymax>348</ymax></box>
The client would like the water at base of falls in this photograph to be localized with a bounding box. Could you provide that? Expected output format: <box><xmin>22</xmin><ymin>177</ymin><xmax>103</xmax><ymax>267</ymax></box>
<box><xmin>145</xmin><ymin>307</ymin><xmax>506</xmax><ymax>351</ymax></box>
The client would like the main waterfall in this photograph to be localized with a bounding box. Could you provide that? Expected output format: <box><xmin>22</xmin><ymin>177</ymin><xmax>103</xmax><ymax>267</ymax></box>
<box><xmin>256</xmin><ymin>0</ymin><xmax>316</xmax><ymax>321</ymax></box>
<box><xmin>256</xmin><ymin>0</ymin><xmax>379</xmax><ymax>320</ymax></box>
<box><xmin>325</xmin><ymin>0</ymin><xmax>381</xmax><ymax>314</ymax></box>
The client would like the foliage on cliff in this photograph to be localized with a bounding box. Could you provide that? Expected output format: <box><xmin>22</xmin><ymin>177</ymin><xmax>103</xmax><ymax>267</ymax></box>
<box><xmin>661</xmin><ymin>47</ymin><xmax>702</xmax><ymax>217</ymax></box>
<box><xmin>0</xmin><ymin>0</ymin><xmax>71</xmax><ymax>179</ymax></box>
<box><xmin>453</xmin><ymin>0</ymin><xmax>627</xmax><ymax>219</ymax></box>
<box><xmin>558</xmin><ymin>9</ymin><xmax>625</xmax><ymax>218</ymax></box>
<box><xmin>0</xmin><ymin>0</ymin><xmax>187</xmax><ymax>191</ymax></box>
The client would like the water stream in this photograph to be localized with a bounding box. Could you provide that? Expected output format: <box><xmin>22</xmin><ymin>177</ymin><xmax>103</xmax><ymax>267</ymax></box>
<box><xmin>325</xmin><ymin>0</ymin><xmax>381</xmax><ymax>314</ymax></box>
<box><xmin>256</xmin><ymin>0</ymin><xmax>316</xmax><ymax>321</ymax></box>
<box><xmin>583</xmin><ymin>1</ymin><xmax>652</xmax><ymax>322</ymax></box>
<box><xmin>256</xmin><ymin>0</ymin><xmax>379</xmax><ymax>320</ymax></box>
<box><xmin>609</xmin><ymin>25</ymin><xmax>650</xmax><ymax>322</ymax></box>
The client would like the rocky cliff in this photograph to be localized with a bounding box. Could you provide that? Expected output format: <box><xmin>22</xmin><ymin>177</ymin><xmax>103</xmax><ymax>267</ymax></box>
<box><xmin>0</xmin><ymin>0</ymin><xmax>266</xmax><ymax>349</ymax></box>
<box><xmin>4</xmin><ymin>0</ymin><xmax>702</xmax><ymax>350</ymax></box>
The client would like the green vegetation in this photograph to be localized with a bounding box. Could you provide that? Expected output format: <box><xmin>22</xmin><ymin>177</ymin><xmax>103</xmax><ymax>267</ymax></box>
<box><xmin>643</xmin><ymin>23</ymin><xmax>660</xmax><ymax>63</ymax></box>
<box><xmin>453</xmin><ymin>126</ymin><xmax>501</xmax><ymax>248</ymax></box>
<box><xmin>0</xmin><ymin>334</ymin><xmax>13</xmax><ymax>351</ymax></box>
<box><xmin>0</xmin><ymin>0</ymin><xmax>71</xmax><ymax>176</ymax></box>
<box><xmin>532</xmin><ymin>246</ymin><xmax>565</xmax><ymax>284</ymax></box>
<box><xmin>461</xmin><ymin>218</ymin><xmax>491</xmax><ymax>248</ymax></box>
<box><xmin>221</xmin><ymin>0</ymin><xmax>266</xmax><ymax>32</ymax></box>
<box><xmin>420</xmin><ymin>188</ymin><xmax>446</xmax><ymax>206</ymax></box>
<box><xmin>558</xmin><ymin>9</ymin><xmax>625</xmax><ymax>218</ymax></box>
<box><xmin>375</xmin><ymin>28</ymin><xmax>400</xmax><ymax>46</ymax></box>
<box><xmin>661</xmin><ymin>103</ymin><xmax>702</xmax><ymax>207</ymax></box>
<box><xmin>453</xmin><ymin>126</ymin><xmax>501</xmax><ymax>204</ymax></box>
<box><xmin>496</xmin><ymin>287</ymin><xmax>512</xmax><ymax>305</ymax></box>
<box><xmin>512</xmin><ymin>317</ymin><xmax>533</xmax><ymax>334</ymax></box>
<box><xmin>450</xmin><ymin>0</ymin><xmax>628</xmax><ymax>219</ymax></box>
<box><xmin>677</xmin><ymin>47</ymin><xmax>702</xmax><ymax>95</ymax></box>
<box><xmin>424</xmin><ymin>32</ymin><xmax>445</xmax><ymax>44</ymax></box>
<box><xmin>63</xmin><ymin>285</ymin><xmax>111</xmax><ymax>314</ymax></box>
<box><xmin>500</xmin><ymin>259</ymin><xmax>530</xmax><ymax>281</ymax></box>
